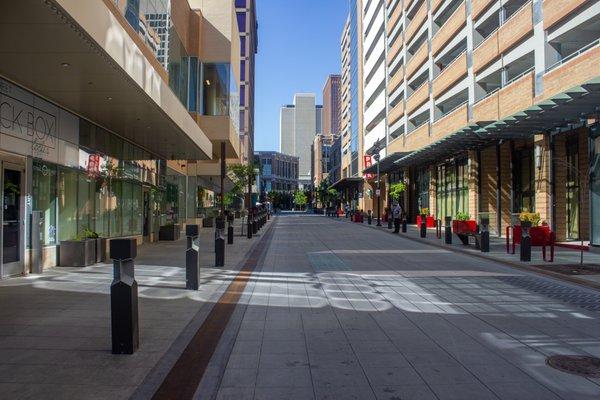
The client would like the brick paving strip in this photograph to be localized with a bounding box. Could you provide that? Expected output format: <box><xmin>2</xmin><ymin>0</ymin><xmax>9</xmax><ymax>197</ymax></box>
<box><xmin>149</xmin><ymin>221</ymin><xmax>275</xmax><ymax>400</ymax></box>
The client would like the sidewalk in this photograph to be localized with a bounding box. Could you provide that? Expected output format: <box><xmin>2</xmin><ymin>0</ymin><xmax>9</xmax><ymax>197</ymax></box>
<box><xmin>0</xmin><ymin>218</ymin><xmax>269</xmax><ymax>400</ymax></box>
<box><xmin>334</xmin><ymin>216</ymin><xmax>600</xmax><ymax>289</ymax></box>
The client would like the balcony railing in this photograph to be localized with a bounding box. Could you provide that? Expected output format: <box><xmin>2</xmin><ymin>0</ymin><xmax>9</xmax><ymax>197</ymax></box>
<box><xmin>498</xmin><ymin>70</ymin><xmax>534</xmax><ymax>118</ymax></box>
<box><xmin>387</xmin><ymin>2</ymin><xmax>403</xmax><ymax>35</ymax></box>
<box><xmin>498</xmin><ymin>0</ymin><xmax>533</xmax><ymax>53</ymax></box>
<box><xmin>432</xmin><ymin>51</ymin><xmax>467</xmax><ymax>98</ymax></box>
<box><xmin>406</xmin><ymin>41</ymin><xmax>428</xmax><ymax>79</ymax></box>
<box><xmin>405</xmin><ymin>3</ymin><xmax>427</xmax><ymax>43</ymax></box>
<box><xmin>473</xmin><ymin>90</ymin><xmax>500</xmax><ymax>123</ymax></box>
<box><xmin>406</xmin><ymin>81</ymin><xmax>429</xmax><ymax>113</ymax></box>
<box><xmin>543</xmin><ymin>0</ymin><xmax>589</xmax><ymax>30</ymax></box>
<box><xmin>432</xmin><ymin>1</ymin><xmax>466</xmax><ymax>56</ymax></box>
<box><xmin>388</xmin><ymin>101</ymin><xmax>405</xmax><ymax>125</ymax></box>
<box><xmin>432</xmin><ymin>102</ymin><xmax>468</xmax><ymax>140</ymax></box>
<box><xmin>388</xmin><ymin>68</ymin><xmax>405</xmax><ymax>94</ymax></box>
<box><xmin>473</xmin><ymin>30</ymin><xmax>499</xmax><ymax>73</ymax></box>
<box><xmin>472</xmin><ymin>0</ymin><xmax>496</xmax><ymax>20</ymax></box>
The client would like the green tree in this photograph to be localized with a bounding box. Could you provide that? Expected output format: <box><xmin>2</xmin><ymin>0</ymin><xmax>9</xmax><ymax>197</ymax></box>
<box><xmin>294</xmin><ymin>190</ymin><xmax>308</xmax><ymax>209</ymax></box>
<box><xmin>389</xmin><ymin>182</ymin><xmax>406</xmax><ymax>202</ymax></box>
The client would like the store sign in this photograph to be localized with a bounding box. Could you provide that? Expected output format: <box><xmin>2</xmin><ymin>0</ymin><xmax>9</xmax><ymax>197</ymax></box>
<box><xmin>0</xmin><ymin>95</ymin><xmax>57</xmax><ymax>157</ymax></box>
<box><xmin>87</xmin><ymin>154</ymin><xmax>101</xmax><ymax>178</ymax></box>
<box><xmin>363</xmin><ymin>155</ymin><xmax>374</xmax><ymax>180</ymax></box>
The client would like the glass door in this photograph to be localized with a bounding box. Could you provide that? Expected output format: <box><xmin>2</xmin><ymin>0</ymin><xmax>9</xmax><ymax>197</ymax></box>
<box><xmin>566</xmin><ymin>138</ymin><xmax>580</xmax><ymax>240</ymax></box>
<box><xmin>2</xmin><ymin>166</ymin><xmax>23</xmax><ymax>277</ymax></box>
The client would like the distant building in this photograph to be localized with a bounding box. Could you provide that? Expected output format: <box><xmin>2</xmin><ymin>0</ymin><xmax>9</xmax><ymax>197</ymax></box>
<box><xmin>322</xmin><ymin>74</ymin><xmax>341</xmax><ymax>135</ymax></box>
<box><xmin>254</xmin><ymin>151</ymin><xmax>299</xmax><ymax>196</ymax></box>
<box><xmin>311</xmin><ymin>134</ymin><xmax>339</xmax><ymax>190</ymax></box>
<box><xmin>279</xmin><ymin>93</ymin><xmax>323</xmax><ymax>188</ymax></box>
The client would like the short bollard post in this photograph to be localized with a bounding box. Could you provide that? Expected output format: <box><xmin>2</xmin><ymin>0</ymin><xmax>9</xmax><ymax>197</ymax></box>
<box><xmin>401</xmin><ymin>218</ymin><xmax>407</xmax><ymax>233</ymax></box>
<box><xmin>252</xmin><ymin>215</ymin><xmax>257</xmax><ymax>234</ymax></box>
<box><xmin>480</xmin><ymin>217</ymin><xmax>490</xmax><ymax>253</ymax></box>
<box><xmin>436</xmin><ymin>219</ymin><xmax>442</xmax><ymax>239</ymax></box>
<box><xmin>445</xmin><ymin>216</ymin><xmax>452</xmax><ymax>244</ymax></box>
<box><xmin>420</xmin><ymin>214</ymin><xmax>427</xmax><ymax>238</ymax></box>
<box><xmin>227</xmin><ymin>214</ymin><xmax>234</xmax><ymax>245</ymax></box>
<box><xmin>388</xmin><ymin>214</ymin><xmax>393</xmax><ymax>229</ymax></box>
<box><xmin>368</xmin><ymin>210</ymin><xmax>372</xmax><ymax>225</ymax></box>
<box><xmin>185</xmin><ymin>225</ymin><xmax>199</xmax><ymax>290</ymax></box>
<box><xmin>215</xmin><ymin>217</ymin><xmax>225</xmax><ymax>267</ymax></box>
<box><xmin>247</xmin><ymin>215</ymin><xmax>253</xmax><ymax>239</ymax></box>
<box><xmin>110</xmin><ymin>239</ymin><xmax>138</xmax><ymax>355</ymax></box>
<box><xmin>520</xmin><ymin>221</ymin><xmax>531</xmax><ymax>261</ymax></box>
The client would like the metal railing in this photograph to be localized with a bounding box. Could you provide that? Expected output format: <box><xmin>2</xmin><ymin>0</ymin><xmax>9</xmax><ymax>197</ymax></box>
<box><xmin>546</xmin><ymin>39</ymin><xmax>600</xmax><ymax>73</ymax></box>
<box><xmin>505</xmin><ymin>66</ymin><xmax>534</xmax><ymax>86</ymax></box>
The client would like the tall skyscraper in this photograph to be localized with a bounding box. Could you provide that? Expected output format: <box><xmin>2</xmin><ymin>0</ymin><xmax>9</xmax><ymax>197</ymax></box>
<box><xmin>279</xmin><ymin>93</ymin><xmax>322</xmax><ymax>188</ymax></box>
<box><xmin>322</xmin><ymin>74</ymin><xmax>341</xmax><ymax>136</ymax></box>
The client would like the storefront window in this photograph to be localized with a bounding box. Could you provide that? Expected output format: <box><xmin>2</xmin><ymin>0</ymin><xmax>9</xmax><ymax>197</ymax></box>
<box><xmin>566</xmin><ymin>137</ymin><xmax>580</xmax><ymax>240</ymax></box>
<box><xmin>513</xmin><ymin>147</ymin><xmax>535</xmax><ymax>213</ymax></box>
<box><xmin>32</xmin><ymin>161</ymin><xmax>57</xmax><ymax>245</ymax></box>
<box><xmin>58</xmin><ymin>168</ymin><xmax>78</xmax><ymax>241</ymax></box>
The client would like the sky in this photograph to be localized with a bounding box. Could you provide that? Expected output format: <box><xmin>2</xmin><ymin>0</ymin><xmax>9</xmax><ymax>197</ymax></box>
<box><xmin>253</xmin><ymin>0</ymin><xmax>348</xmax><ymax>152</ymax></box>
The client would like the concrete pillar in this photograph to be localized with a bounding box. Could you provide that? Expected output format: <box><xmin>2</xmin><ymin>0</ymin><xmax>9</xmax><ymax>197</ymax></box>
<box><xmin>468</xmin><ymin>150</ymin><xmax>479</xmax><ymax>219</ymax></box>
<box><xmin>534</xmin><ymin>133</ymin><xmax>552</xmax><ymax>225</ymax></box>
<box><xmin>480</xmin><ymin>146</ymin><xmax>498</xmax><ymax>235</ymax></box>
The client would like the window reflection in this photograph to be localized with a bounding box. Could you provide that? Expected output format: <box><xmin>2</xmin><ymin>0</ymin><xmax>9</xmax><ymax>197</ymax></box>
<box><xmin>202</xmin><ymin>63</ymin><xmax>230</xmax><ymax>116</ymax></box>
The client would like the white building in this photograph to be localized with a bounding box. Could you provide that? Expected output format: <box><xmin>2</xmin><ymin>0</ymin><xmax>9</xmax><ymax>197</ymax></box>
<box><xmin>279</xmin><ymin>93</ymin><xmax>323</xmax><ymax>188</ymax></box>
<box><xmin>362</xmin><ymin>0</ymin><xmax>388</xmax><ymax>158</ymax></box>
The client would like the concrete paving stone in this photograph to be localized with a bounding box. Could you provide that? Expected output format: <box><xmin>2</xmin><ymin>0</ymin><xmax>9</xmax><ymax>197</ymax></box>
<box><xmin>373</xmin><ymin>385</ymin><xmax>437</xmax><ymax>400</ymax></box>
<box><xmin>402</xmin><ymin>349</ymin><xmax>457</xmax><ymax>365</ymax></box>
<box><xmin>306</xmin><ymin>339</ymin><xmax>353</xmax><ymax>355</ymax></box>
<box><xmin>215</xmin><ymin>387</ymin><xmax>255</xmax><ymax>400</ymax></box>
<box><xmin>232</xmin><ymin>340</ymin><xmax>262</xmax><ymax>356</ymax></box>
<box><xmin>262</xmin><ymin>329</ymin><xmax>305</xmax><ymax>342</ymax></box>
<box><xmin>260</xmin><ymin>340</ymin><xmax>306</xmax><ymax>355</ymax></box>
<box><xmin>255</xmin><ymin>366</ymin><xmax>312</xmax><ymax>388</ymax></box>
<box><xmin>227</xmin><ymin>352</ymin><xmax>261</xmax><ymax>369</ymax></box>
<box><xmin>236</xmin><ymin>329</ymin><xmax>265</xmax><ymax>342</ymax></box>
<box><xmin>220</xmin><ymin>368</ymin><xmax>258</xmax><ymax>388</ymax></box>
<box><xmin>311</xmin><ymin>365</ymin><xmax>370</xmax><ymax>388</ymax></box>
<box><xmin>363</xmin><ymin>366</ymin><xmax>425</xmax><ymax>387</ymax></box>
<box><xmin>308</xmin><ymin>351</ymin><xmax>358</xmax><ymax>368</ymax></box>
<box><xmin>412</xmin><ymin>362</ymin><xmax>478</xmax><ymax>386</ymax></box>
<box><xmin>16</xmin><ymin>384</ymin><xmax>133</xmax><ymax>400</ymax></box>
<box><xmin>466</xmin><ymin>361</ymin><xmax>537</xmax><ymax>383</ymax></box>
<box><xmin>355</xmin><ymin>351</ymin><xmax>411</xmax><ymax>368</ymax></box>
<box><xmin>259</xmin><ymin>351</ymin><xmax>309</xmax><ymax>369</ymax></box>
<box><xmin>429</xmin><ymin>383</ymin><xmax>498</xmax><ymax>400</ymax></box>
<box><xmin>314</xmin><ymin>385</ymin><xmax>376</xmax><ymax>400</ymax></box>
<box><xmin>486</xmin><ymin>381</ymin><xmax>563</xmax><ymax>400</ymax></box>
<box><xmin>253</xmin><ymin>387</ymin><xmax>315</xmax><ymax>400</ymax></box>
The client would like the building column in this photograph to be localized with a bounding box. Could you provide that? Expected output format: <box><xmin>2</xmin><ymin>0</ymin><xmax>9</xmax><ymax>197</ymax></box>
<box><xmin>534</xmin><ymin>133</ymin><xmax>551</xmax><ymax>225</ymax></box>
<box><xmin>468</xmin><ymin>150</ymin><xmax>479</xmax><ymax>219</ymax></box>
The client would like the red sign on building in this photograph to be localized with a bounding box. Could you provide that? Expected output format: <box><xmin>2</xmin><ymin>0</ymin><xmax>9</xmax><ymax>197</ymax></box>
<box><xmin>363</xmin><ymin>155</ymin><xmax>374</xmax><ymax>180</ymax></box>
<box><xmin>87</xmin><ymin>154</ymin><xmax>100</xmax><ymax>178</ymax></box>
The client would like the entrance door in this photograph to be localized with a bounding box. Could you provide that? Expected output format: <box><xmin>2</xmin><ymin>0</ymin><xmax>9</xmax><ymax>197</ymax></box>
<box><xmin>1</xmin><ymin>166</ymin><xmax>23</xmax><ymax>277</ymax></box>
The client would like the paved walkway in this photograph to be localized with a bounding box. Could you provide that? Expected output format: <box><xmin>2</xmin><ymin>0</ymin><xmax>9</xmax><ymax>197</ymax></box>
<box><xmin>0</xmin><ymin>219</ymin><xmax>263</xmax><ymax>400</ymax></box>
<box><xmin>197</xmin><ymin>214</ymin><xmax>600</xmax><ymax>400</ymax></box>
<box><xmin>3</xmin><ymin>214</ymin><xmax>600</xmax><ymax>399</ymax></box>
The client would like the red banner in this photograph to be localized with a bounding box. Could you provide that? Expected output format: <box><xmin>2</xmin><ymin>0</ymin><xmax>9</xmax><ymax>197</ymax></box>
<box><xmin>363</xmin><ymin>155</ymin><xmax>374</xmax><ymax>180</ymax></box>
<box><xmin>87</xmin><ymin>154</ymin><xmax>100</xmax><ymax>178</ymax></box>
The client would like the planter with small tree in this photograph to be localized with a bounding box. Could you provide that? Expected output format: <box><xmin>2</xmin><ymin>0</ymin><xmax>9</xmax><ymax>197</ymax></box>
<box><xmin>59</xmin><ymin>228</ymin><xmax>100</xmax><ymax>267</ymax></box>
<box><xmin>507</xmin><ymin>212</ymin><xmax>554</xmax><ymax>261</ymax></box>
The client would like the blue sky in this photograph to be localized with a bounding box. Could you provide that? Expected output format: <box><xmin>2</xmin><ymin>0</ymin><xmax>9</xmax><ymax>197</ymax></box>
<box><xmin>254</xmin><ymin>0</ymin><xmax>348</xmax><ymax>151</ymax></box>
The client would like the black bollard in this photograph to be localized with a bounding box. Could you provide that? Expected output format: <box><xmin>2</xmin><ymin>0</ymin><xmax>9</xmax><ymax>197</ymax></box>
<box><xmin>110</xmin><ymin>239</ymin><xmax>138</xmax><ymax>355</ymax></box>
<box><xmin>436</xmin><ymin>219</ymin><xmax>442</xmax><ymax>239</ymax></box>
<box><xmin>420</xmin><ymin>215</ymin><xmax>427</xmax><ymax>238</ymax></box>
<box><xmin>185</xmin><ymin>225</ymin><xmax>200</xmax><ymax>290</ymax></box>
<box><xmin>252</xmin><ymin>216</ymin><xmax>257</xmax><ymax>234</ymax></box>
<box><xmin>247</xmin><ymin>216</ymin><xmax>253</xmax><ymax>239</ymax></box>
<box><xmin>480</xmin><ymin>217</ymin><xmax>490</xmax><ymax>253</ymax></box>
<box><xmin>445</xmin><ymin>216</ymin><xmax>452</xmax><ymax>244</ymax></box>
<box><xmin>227</xmin><ymin>214</ymin><xmax>234</xmax><ymax>245</ymax></box>
<box><xmin>520</xmin><ymin>221</ymin><xmax>531</xmax><ymax>261</ymax></box>
<box><xmin>368</xmin><ymin>211</ymin><xmax>372</xmax><ymax>225</ymax></box>
<box><xmin>401</xmin><ymin>218</ymin><xmax>407</xmax><ymax>233</ymax></box>
<box><xmin>388</xmin><ymin>215</ymin><xmax>393</xmax><ymax>230</ymax></box>
<box><xmin>215</xmin><ymin>218</ymin><xmax>225</xmax><ymax>267</ymax></box>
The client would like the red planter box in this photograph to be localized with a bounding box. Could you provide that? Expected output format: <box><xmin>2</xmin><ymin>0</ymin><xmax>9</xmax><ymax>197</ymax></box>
<box><xmin>416</xmin><ymin>215</ymin><xmax>436</xmax><ymax>228</ymax></box>
<box><xmin>452</xmin><ymin>220</ymin><xmax>477</xmax><ymax>234</ymax></box>
<box><xmin>513</xmin><ymin>225</ymin><xmax>552</xmax><ymax>246</ymax></box>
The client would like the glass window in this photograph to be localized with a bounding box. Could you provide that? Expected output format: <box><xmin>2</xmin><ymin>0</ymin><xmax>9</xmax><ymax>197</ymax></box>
<box><xmin>202</xmin><ymin>63</ymin><xmax>230</xmax><ymax>116</ymax></box>
<box><xmin>236</xmin><ymin>12</ymin><xmax>246</xmax><ymax>33</ymax></box>
<box><xmin>240</xmin><ymin>84</ymin><xmax>246</xmax><ymax>107</ymax></box>
<box><xmin>240</xmin><ymin>36</ymin><xmax>246</xmax><ymax>57</ymax></box>
<box><xmin>58</xmin><ymin>168</ymin><xmax>78</xmax><ymax>241</ymax></box>
<box><xmin>32</xmin><ymin>161</ymin><xmax>57</xmax><ymax>246</ymax></box>
<box><xmin>235</xmin><ymin>0</ymin><xmax>246</xmax><ymax>8</ymax></box>
<box><xmin>111</xmin><ymin>180</ymin><xmax>123</xmax><ymax>237</ymax></box>
<box><xmin>240</xmin><ymin>60</ymin><xmax>246</xmax><ymax>82</ymax></box>
<box><xmin>77</xmin><ymin>173</ymin><xmax>94</xmax><ymax>233</ymax></box>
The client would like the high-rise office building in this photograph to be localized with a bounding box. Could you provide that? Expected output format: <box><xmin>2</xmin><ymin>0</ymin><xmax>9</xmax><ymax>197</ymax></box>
<box><xmin>323</xmin><ymin>75</ymin><xmax>342</xmax><ymax>136</ymax></box>
<box><xmin>279</xmin><ymin>93</ymin><xmax>323</xmax><ymax>188</ymax></box>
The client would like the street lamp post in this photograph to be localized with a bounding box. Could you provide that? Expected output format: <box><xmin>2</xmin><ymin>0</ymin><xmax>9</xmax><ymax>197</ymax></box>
<box><xmin>373</xmin><ymin>146</ymin><xmax>381</xmax><ymax>227</ymax></box>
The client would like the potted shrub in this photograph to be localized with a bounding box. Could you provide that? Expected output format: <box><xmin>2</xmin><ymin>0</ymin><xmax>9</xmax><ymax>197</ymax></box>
<box><xmin>81</xmin><ymin>227</ymin><xmax>107</xmax><ymax>263</ymax></box>
<box><xmin>202</xmin><ymin>209</ymin><xmax>216</xmax><ymax>228</ymax></box>
<box><xmin>452</xmin><ymin>212</ymin><xmax>477</xmax><ymax>234</ymax></box>
<box><xmin>159</xmin><ymin>222</ymin><xmax>180</xmax><ymax>241</ymax></box>
<box><xmin>59</xmin><ymin>233</ymin><xmax>97</xmax><ymax>267</ymax></box>
<box><xmin>416</xmin><ymin>208</ymin><xmax>435</xmax><ymax>228</ymax></box>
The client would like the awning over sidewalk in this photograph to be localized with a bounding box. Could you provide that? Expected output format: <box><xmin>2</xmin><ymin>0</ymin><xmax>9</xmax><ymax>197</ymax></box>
<box><xmin>394</xmin><ymin>77</ymin><xmax>600</xmax><ymax>168</ymax></box>
<box><xmin>363</xmin><ymin>152</ymin><xmax>411</xmax><ymax>174</ymax></box>
<box><xmin>329</xmin><ymin>177</ymin><xmax>363</xmax><ymax>190</ymax></box>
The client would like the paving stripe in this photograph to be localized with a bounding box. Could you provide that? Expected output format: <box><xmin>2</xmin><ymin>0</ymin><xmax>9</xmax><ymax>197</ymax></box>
<box><xmin>151</xmin><ymin>221</ymin><xmax>275</xmax><ymax>400</ymax></box>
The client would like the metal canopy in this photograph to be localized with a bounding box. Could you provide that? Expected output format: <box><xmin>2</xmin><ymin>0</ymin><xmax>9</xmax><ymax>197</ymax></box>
<box><xmin>363</xmin><ymin>152</ymin><xmax>411</xmax><ymax>174</ymax></box>
<box><xmin>393</xmin><ymin>76</ymin><xmax>600</xmax><ymax>169</ymax></box>
<box><xmin>329</xmin><ymin>177</ymin><xmax>363</xmax><ymax>190</ymax></box>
